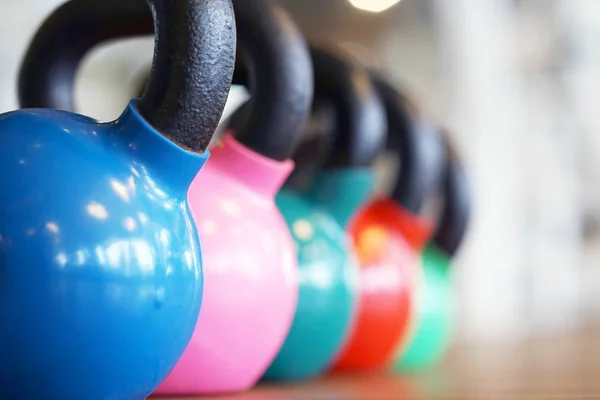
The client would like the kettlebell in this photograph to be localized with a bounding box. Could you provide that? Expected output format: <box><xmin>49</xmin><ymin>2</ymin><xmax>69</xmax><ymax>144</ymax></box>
<box><xmin>394</xmin><ymin>135</ymin><xmax>471</xmax><ymax>371</ymax></box>
<box><xmin>159</xmin><ymin>0</ymin><xmax>312</xmax><ymax>394</ymax></box>
<box><xmin>332</xmin><ymin>75</ymin><xmax>447</xmax><ymax>372</ymax></box>
<box><xmin>18</xmin><ymin>0</ymin><xmax>313</xmax><ymax>394</ymax></box>
<box><xmin>2</xmin><ymin>1</ymin><xmax>235</xmax><ymax>399</ymax></box>
<box><xmin>258</xmin><ymin>45</ymin><xmax>387</xmax><ymax>382</ymax></box>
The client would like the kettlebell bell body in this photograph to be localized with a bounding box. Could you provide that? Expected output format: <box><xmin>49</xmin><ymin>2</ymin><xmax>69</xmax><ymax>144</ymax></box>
<box><xmin>265</xmin><ymin>188</ymin><xmax>358</xmax><ymax>382</ymax></box>
<box><xmin>264</xmin><ymin>46</ymin><xmax>387</xmax><ymax>382</ymax></box>
<box><xmin>156</xmin><ymin>0</ymin><xmax>314</xmax><ymax>392</ymax></box>
<box><xmin>16</xmin><ymin>0</ymin><xmax>313</xmax><ymax>393</ymax></box>
<box><xmin>155</xmin><ymin>133</ymin><xmax>298</xmax><ymax>394</ymax></box>
<box><xmin>156</xmin><ymin>0</ymin><xmax>313</xmax><ymax>394</ymax></box>
<box><xmin>332</xmin><ymin>77</ymin><xmax>445</xmax><ymax>372</ymax></box>
<box><xmin>394</xmin><ymin>243</ymin><xmax>454</xmax><ymax>370</ymax></box>
<box><xmin>266</xmin><ymin>168</ymin><xmax>375</xmax><ymax>381</ymax></box>
<box><xmin>335</xmin><ymin>197</ymin><xmax>431</xmax><ymax>371</ymax></box>
<box><xmin>394</xmin><ymin>139</ymin><xmax>471</xmax><ymax>371</ymax></box>
<box><xmin>6</xmin><ymin>0</ymin><xmax>236</xmax><ymax>398</ymax></box>
<box><xmin>0</xmin><ymin>104</ymin><xmax>205</xmax><ymax>399</ymax></box>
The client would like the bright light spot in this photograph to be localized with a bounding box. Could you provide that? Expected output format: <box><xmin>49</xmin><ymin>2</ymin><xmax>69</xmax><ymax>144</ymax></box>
<box><xmin>95</xmin><ymin>246</ymin><xmax>106</xmax><ymax>265</ymax></box>
<box><xmin>137</xmin><ymin>164</ymin><xmax>149</xmax><ymax>176</ymax></box>
<box><xmin>87</xmin><ymin>202</ymin><xmax>109</xmax><ymax>220</ymax></box>
<box><xmin>220</xmin><ymin>200</ymin><xmax>241</xmax><ymax>217</ymax></box>
<box><xmin>154</xmin><ymin>187</ymin><xmax>168</xmax><ymax>199</ymax></box>
<box><xmin>76</xmin><ymin>250</ymin><xmax>86</xmax><ymax>265</ymax></box>
<box><xmin>56</xmin><ymin>252</ymin><xmax>68</xmax><ymax>267</ymax></box>
<box><xmin>299</xmin><ymin>261</ymin><xmax>334</xmax><ymax>289</ymax></box>
<box><xmin>159</xmin><ymin>229</ymin><xmax>170</xmax><ymax>246</ymax></box>
<box><xmin>106</xmin><ymin>241</ymin><xmax>127</xmax><ymax>269</ymax></box>
<box><xmin>362</xmin><ymin>265</ymin><xmax>404</xmax><ymax>292</ymax></box>
<box><xmin>26</xmin><ymin>228</ymin><xmax>36</xmax><ymax>236</ymax></box>
<box><xmin>123</xmin><ymin>217</ymin><xmax>137</xmax><ymax>232</ymax></box>
<box><xmin>293</xmin><ymin>219</ymin><xmax>314</xmax><ymax>241</ymax></box>
<box><xmin>184</xmin><ymin>251</ymin><xmax>194</xmax><ymax>267</ymax></box>
<box><xmin>137</xmin><ymin>212</ymin><xmax>149</xmax><ymax>225</ymax></box>
<box><xmin>357</xmin><ymin>226</ymin><xmax>389</xmax><ymax>259</ymax></box>
<box><xmin>46</xmin><ymin>222</ymin><xmax>60</xmax><ymax>234</ymax></box>
<box><xmin>131</xmin><ymin>167</ymin><xmax>140</xmax><ymax>177</ymax></box>
<box><xmin>18</xmin><ymin>159</ymin><xmax>26</xmax><ymax>165</ymax></box>
<box><xmin>201</xmin><ymin>220</ymin><xmax>216</xmax><ymax>235</ymax></box>
<box><xmin>127</xmin><ymin>176</ymin><xmax>136</xmax><ymax>194</ymax></box>
<box><xmin>348</xmin><ymin>0</ymin><xmax>401</xmax><ymax>13</ymax></box>
<box><xmin>132</xmin><ymin>240</ymin><xmax>155</xmax><ymax>273</ymax></box>
<box><xmin>111</xmin><ymin>179</ymin><xmax>130</xmax><ymax>202</ymax></box>
<box><xmin>144</xmin><ymin>176</ymin><xmax>167</xmax><ymax>199</ymax></box>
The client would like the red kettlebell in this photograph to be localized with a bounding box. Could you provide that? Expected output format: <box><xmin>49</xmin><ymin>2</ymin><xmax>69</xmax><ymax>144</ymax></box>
<box><xmin>332</xmin><ymin>74</ymin><xmax>447</xmax><ymax>372</ymax></box>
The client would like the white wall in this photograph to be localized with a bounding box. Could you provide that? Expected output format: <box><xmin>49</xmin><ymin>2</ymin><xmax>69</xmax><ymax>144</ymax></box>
<box><xmin>558</xmin><ymin>0</ymin><xmax>600</xmax><ymax>322</ymax></box>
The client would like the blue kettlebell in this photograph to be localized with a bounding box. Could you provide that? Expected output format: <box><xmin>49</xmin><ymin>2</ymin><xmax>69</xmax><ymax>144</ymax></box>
<box><xmin>2</xmin><ymin>1</ymin><xmax>235</xmax><ymax>399</ymax></box>
<box><xmin>17</xmin><ymin>0</ymin><xmax>315</xmax><ymax>393</ymax></box>
<box><xmin>229</xmin><ymin>44</ymin><xmax>386</xmax><ymax>381</ymax></box>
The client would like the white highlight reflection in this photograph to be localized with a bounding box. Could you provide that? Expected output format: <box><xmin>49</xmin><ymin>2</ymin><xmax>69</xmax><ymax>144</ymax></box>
<box><xmin>123</xmin><ymin>217</ymin><xmax>137</xmax><ymax>232</ymax></box>
<box><xmin>293</xmin><ymin>219</ymin><xmax>314</xmax><ymax>241</ymax></box>
<box><xmin>300</xmin><ymin>261</ymin><xmax>335</xmax><ymax>289</ymax></box>
<box><xmin>46</xmin><ymin>222</ymin><xmax>60</xmax><ymax>234</ymax></box>
<box><xmin>219</xmin><ymin>199</ymin><xmax>242</xmax><ymax>217</ymax></box>
<box><xmin>137</xmin><ymin>212</ymin><xmax>149</xmax><ymax>225</ymax></box>
<box><xmin>56</xmin><ymin>252</ymin><xmax>68</xmax><ymax>267</ymax></box>
<box><xmin>111</xmin><ymin>179</ymin><xmax>130</xmax><ymax>202</ymax></box>
<box><xmin>348</xmin><ymin>0</ymin><xmax>401</xmax><ymax>13</ymax></box>
<box><xmin>87</xmin><ymin>202</ymin><xmax>109</xmax><ymax>220</ymax></box>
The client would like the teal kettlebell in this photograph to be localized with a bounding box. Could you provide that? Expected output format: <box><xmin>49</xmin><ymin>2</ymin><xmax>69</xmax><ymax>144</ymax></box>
<box><xmin>227</xmin><ymin>45</ymin><xmax>386</xmax><ymax>382</ymax></box>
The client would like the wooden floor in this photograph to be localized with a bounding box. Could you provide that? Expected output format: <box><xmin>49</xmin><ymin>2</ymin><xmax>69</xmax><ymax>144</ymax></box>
<box><xmin>158</xmin><ymin>326</ymin><xmax>600</xmax><ymax>399</ymax></box>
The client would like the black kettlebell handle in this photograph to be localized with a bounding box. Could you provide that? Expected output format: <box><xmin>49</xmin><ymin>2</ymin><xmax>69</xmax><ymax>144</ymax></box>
<box><xmin>228</xmin><ymin>0</ymin><xmax>313</xmax><ymax>161</ymax></box>
<box><xmin>309</xmin><ymin>45</ymin><xmax>387</xmax><ymax>169</ymax></box>
<box><xmin>370</xmin><ymin>74</ymin><xmax>447</xmax><ymax>216</ymax></box>
<box><xmin>431</xmin><ymin>137</ymin><xmax>471</xmax><ymax>257</ymax></box>
<box><xmin>19</xmin><ymin>0</ymin><xmax>152</xmax><ymax>112</ymax></box>
<box><xmin>19</xmin><ymin>0</ymin><xmax>236</xmax><ymax>153</ymax></box>
<box><xmin>19</xmin><ymin>0</ymin><xmax>311</xmax><ymax>161</ymax></box>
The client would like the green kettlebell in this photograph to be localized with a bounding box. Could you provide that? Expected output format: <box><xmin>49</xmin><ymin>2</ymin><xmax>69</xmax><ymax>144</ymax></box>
<box><xmin>394</xmin><ymin>135</ymin><xmax>471</xmax><ymax>371</ymax></box>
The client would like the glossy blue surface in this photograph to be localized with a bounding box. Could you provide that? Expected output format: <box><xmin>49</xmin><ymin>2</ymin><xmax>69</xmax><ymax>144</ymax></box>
<box><xmin>266</xmin><ymin>189</ymin><xmax>359</xmax><ymax>381</ymax></box>
<box><xmin>0</xmin><ymin>101</ymin><xmax>206</xmax><ymax>400</ymax></box>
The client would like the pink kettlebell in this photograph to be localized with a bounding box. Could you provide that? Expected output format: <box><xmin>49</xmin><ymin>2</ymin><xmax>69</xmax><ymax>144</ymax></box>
<box><xmin>16</xmin><ymin>0</ymin><xmax>313</xmax><ymax>395</ymax></box>
<box><xmin>157</xmin><ymin>0</ymin><xmax>313</xmax><ymax>393</ymax></box>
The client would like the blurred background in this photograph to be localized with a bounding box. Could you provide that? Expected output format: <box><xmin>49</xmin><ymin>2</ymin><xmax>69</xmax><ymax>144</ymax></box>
<box><xmin>2</xmin><ymin>0</ymin><xmax>599</xmax><ymax>346</ymax></box>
